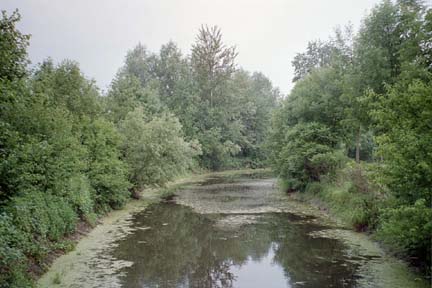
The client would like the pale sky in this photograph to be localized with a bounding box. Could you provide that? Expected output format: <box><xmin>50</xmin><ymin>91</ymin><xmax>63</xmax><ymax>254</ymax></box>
<box><xmin>3</xmin><ymin>0</ymin><xmax>382</xmax><ymax>94</ymax></box>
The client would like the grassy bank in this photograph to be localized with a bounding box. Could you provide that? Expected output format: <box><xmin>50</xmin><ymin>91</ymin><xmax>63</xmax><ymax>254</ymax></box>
<box><xmin>289</xmin><ymin>162</ymin><xmax>381</xmax><ymax>231</ymax></box>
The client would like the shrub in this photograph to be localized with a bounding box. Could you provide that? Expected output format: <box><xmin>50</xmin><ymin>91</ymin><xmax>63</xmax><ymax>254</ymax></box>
<box><xmin>82</xmin><ymin>118</ymin><xmax>131</xmax><ymax>212</ymax></box>
<box><xmin>273</xmin><ymin>122</ymin><xmax>345</xmax><ymax>191</ymax></box>
<box><xmin>376</xmin><ymin>199</ymin><xmax>432</xmax><ymax>268</ymax></box>
<box><xmin>120</xmin><ymin>108</ymin><xmax>201</xmax><ymax>188</ymax></box>
<box><xmin>10</xmin><ymin>192</ymin><xmax>77</xmax><ymax>244</ymax></box>
<box><xmin>307</xmin><ymin>163</ymin><xmax>381</xmax><ymax>231</ymax></box>
<box><xmin>197</xmin><ymin>128</ymin><xmax>241</xmax><ymax>170</ymax></box>
<box><xmin>0</xmin><ymin>213</ymin><xmax>32</xmax><ymax>288</ymax></box>
<box><xmin>304</xmin><ymin>182</ymin><xmax>323</xmax><ymax>195</ymax></box>
<box><xmin>0</xmin><ymin>192</ymin><xmax>79</xmax><ymax>287</ymax></box>
<box><xmin>66</xmin><ymin>174</ymin><xmax>94</xmax><ymax>217</ymax></box>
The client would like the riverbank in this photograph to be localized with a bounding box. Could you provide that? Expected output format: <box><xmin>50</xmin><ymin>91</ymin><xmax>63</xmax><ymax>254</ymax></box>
<box><xmin>285</xmin><ymin>163</ymin><xmax>430</xmax><ymax>282</ymax></box>
<box><xmin>285</xmin><ymin>189</ymin><xmax>430</xmax><ymax>287</ymax></box>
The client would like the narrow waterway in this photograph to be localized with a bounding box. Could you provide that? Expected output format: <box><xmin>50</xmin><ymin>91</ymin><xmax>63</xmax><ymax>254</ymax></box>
<box><xmin>38</xmin><ymin>171</ymin><xmax>428</xmax><ymax>288</ymax></box>
<box><xmin>115</xmin><ymin>203</ymin><xmax>360</xmax><ymax>287</ymax></box>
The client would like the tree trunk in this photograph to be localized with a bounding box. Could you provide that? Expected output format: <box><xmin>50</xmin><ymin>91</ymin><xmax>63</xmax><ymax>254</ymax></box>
<box><xmin>355</xmin><ymin>126</ymin><xmax>361</xmax><ymax>163</ymax></box>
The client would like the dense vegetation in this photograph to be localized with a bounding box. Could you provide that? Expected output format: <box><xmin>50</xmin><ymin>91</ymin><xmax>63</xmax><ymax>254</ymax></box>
<box><xmin>1</xmin><ymin>0</ymin><xmax>431</xmax><ymax>286</ymax></box>
<box><xmin>269</xmin><ymin>0</ymin><xmax>431</xmax><ymax>275</ymax></box>
<box><xmin>0</xmin><ymin>11</ymin><xmax>279</xmax><ymax>287</ymax></box>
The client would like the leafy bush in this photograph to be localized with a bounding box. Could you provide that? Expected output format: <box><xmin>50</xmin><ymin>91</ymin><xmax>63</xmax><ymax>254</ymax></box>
<box><xmin>371</xmin><ymin>77</ymin><xmax>432</xmax><ymax>205</ymax></box>
<box><xmin>323</xmin><ymin>185</ymin><xmax>380</xmax><ymax>231</ymax></box>
<box><xmin>0</xmin><ymin>193</ymin><xmax>78</xmax><ymax>288</ymax></box>
<box><xmin>377</xmin><ymin>199</ymin><xmax>432</xmax><ymax>268</ymax></box>
<box><xmin>273</xmin><ymin>122</ymin><xmax>345</xmax><ymax>191</ymax></box>
<box><xmin>10</xmin><ymin>193</ymin><xmax>77</xmax><ymax>243</ymax></box>
<box><xmin>304</xmin><ymin>182</ymin><xmax>323</xmax><ymax>195</ymax></box>
<box><xmin>65</xmin><ymin>175</ymin><xmax>94</xmax><ymax>218</ymax></box>
<box><xmin>0</xmin><ymin>213</ymin><xmax>32</xmax><ymax>288</ymax></box>
<box><xmin>302</xmin><ymin>163</ymin><xmax>381</xmax><ymax>231</ymax></box>
<box><xmin>82</xmin><ymin>118</ymin><xmax>131</xmax><ymax>211</ymax></box>
<box><xmin>198</xmin><ymin>127</ymin><xmax>241</xmax><ymax>170</ymax></box>
<box><xmin>0</xmin><ymin>104</ymin><xmax>86</xmax><ymax>202</ymax></box>
<box><xmin>120</xmin><ymin>108</ymin><xmax>201</xmax><ymax>188</ymax></box>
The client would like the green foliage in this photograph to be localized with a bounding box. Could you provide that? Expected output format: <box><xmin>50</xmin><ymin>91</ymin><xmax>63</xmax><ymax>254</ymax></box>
<box><xmin>377</xmin><ymin>199</ymin><xmax>432</xmax><ymax>267</ymax></box>
<box><xmin>318</xmin><ymin>163</ymin><xmax>381</xmax><ymax>230</ymax></box>
<box><xmin>82</xmin><ymin>118</ymin><xmax>131</xmax><ymax>211</ymax></box>
<box><xmin>1</xmin><ymin>10</ymin><xmax>133</xmax><ymax>287</ymax></box>
<box><xmin>0</xmin><ymin>193</ymin><xmax>78</xmax><ymax>287</ymax></box>
<box><xmin>0</xmin><ymin>108</ymin><xmax>85</xmax><ymax>201</ymax></box>
<box><xmin>106</xmin><ymin>74</ymin><xmax>162</xmax><ymax>124</ymax></box>
<box><xmin>1</xmin><ymin>0</ymin><xmax>430</xmax><ymax>285</ymax></box>
<box><xmin>291</xmin><ymin>40</ymin><xmax>338</xmax><ymax>82</ymax></box>
<box><xmin>65</xmin><ymin>175</ymin><xmax>94</xmax><ymax>219</ymax></box>
<box><xmin>114</xmin><ymin>27</ymin><xmax>279</xmax><ymax>171</ymax></box>
<box><xmin>271</xmin><ymin>122</ymin><xmax>345</xmax><ymax>191</ymax></box>
<box><xmin>283</xmin><ymin>68</ymin><xmax>346</xmax><ymax>130</ymax></box>
<box><xmin>324</xmin><ymin>185</ymin><xmax>380</xmax><ymax>230</ymax></box>
<box><xmin>0</xmin><ymin>213</ymin><xmax>32</xmax><ymax>288</ymax></box>
<box><xmin>370</xmin><ymin>75</ymin><xmax>432</xmax><ymax>204</ymax></box>
<box><xmin>197</xmin><ymin>127</ymin><xmax>240</xmax><ymax>170</ymax></box>
<box><xmin>10</xmin><ymin>192</ymin><xmax>77</xmax><ymax>243</ymax></box>
<box><xmin>269</xmin><ymin>0</ymin><xmax>432</xmax><ymax>273</ymax></box>
<box><xmin>121</xmin><ymin>43</ymin><xmax>158</xmax><ymax>87</ymax></box>
<box><xmin>191</xmin><ymin>25</ymin><xmax>237</xmax><ymax>106</ymax></box>
<box><xmin>119</xmin><ymin>108</ymin><xmax>201</xmax><ymax>188</ymax></box>
<box><xmin>353</xmin><ymin>0</ymin><xmax>399</xmax><ymax>94</ymax></box>
<box><xmin>0</xmin><ymin>10</ymin><xmax>30</xmax><ymax>80</ymax></box>
<box><xmin>368</xmin><ymin>60</ymin><xmax>432</xmax><ymax>269</ymax></box>
<box><xmin>32</xmin><ymin>59</ymin><xmax>102</xmax><ymax>119</ymax></box>
<box><xmin>229</xmin><ymin>71</ymin><xmax>279</xmax><ymax>167</ymax></box>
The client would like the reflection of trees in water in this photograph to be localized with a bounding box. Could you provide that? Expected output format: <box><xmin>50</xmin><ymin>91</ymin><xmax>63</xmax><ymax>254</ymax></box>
<box><xmin>114</xmin><ymin>204</ymin><xmax>359</xmax><ymax>288</ymax></box>
<box><xmin>189</xmin><ymin>259</ymin><xmax>235</xmax><ymax>288</ymax></box>
<box><xmin>113</xmin><ymin>204</ymin><xmax>242</xmax><ymax>287</ymax></box>
<box><xmin>267</xmin><ymin>221</ymin><xmax>359</xmax><ymax>287</ymax></box>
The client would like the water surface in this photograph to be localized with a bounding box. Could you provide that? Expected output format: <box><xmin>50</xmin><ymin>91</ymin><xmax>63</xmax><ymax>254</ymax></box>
<box><xmin>39</xmin><ymin>172</ymin><xmax>428</xmax><ymax>288</ymax></box>
<box><xmin>113</xmin><ymin>174</ymin><xmax>361</xmax><ymax>288</ymax></box>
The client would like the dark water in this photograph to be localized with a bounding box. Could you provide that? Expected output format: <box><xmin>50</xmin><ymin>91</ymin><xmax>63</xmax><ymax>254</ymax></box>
<box><xmin>114</xmin><ymin>205</ymin><xmax>360</xmax><ymax>288</ymax></box>
<box><xmin>111</xmin><ymin>175</ymin><xmax>365</xmax><ymax>288</ymax></box>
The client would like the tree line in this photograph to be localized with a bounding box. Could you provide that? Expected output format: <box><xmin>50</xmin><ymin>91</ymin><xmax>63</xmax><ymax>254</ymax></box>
<box><xmin>0</xmin><ymin>11</ymin><xmax>279</xmax><ymax>287</ymax></box>
<box><xmin>269</xmin><ymin>0</ymin><xmax>431</xmax><ymax>275</ymax></box>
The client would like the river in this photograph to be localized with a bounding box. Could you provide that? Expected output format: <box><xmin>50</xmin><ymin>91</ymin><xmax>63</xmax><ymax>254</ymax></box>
<box><xmin>38</xmin><ymin>171</ymin><xmax>428</xmax><ymax>288</ymax></box>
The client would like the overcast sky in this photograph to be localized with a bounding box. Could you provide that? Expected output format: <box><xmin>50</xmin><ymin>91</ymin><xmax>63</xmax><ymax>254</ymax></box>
<box><xmin>3</xmin><ymin>0</ymin><xmax>382</xmax><ymax>94</ymax></box>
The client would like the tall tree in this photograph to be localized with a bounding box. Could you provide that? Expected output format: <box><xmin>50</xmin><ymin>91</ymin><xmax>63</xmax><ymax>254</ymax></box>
<box><xmin>0</xmin><ymin>10</ymin><xmax>30</xmax><ymax>80</ymax></box>
<box><xmin>121</xmin><ymin>43</ymin><xmax>158</xmax><ymax>87</ymax></box>
<box><xmin>191</xmin><ymin>25</ymin><xmax>237</xmax><ymax>108</ymax></box>
<box><xmin>291</xmin><ymin>40</ymin><xmax>335</xmax><ymax>82</ymax></box>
